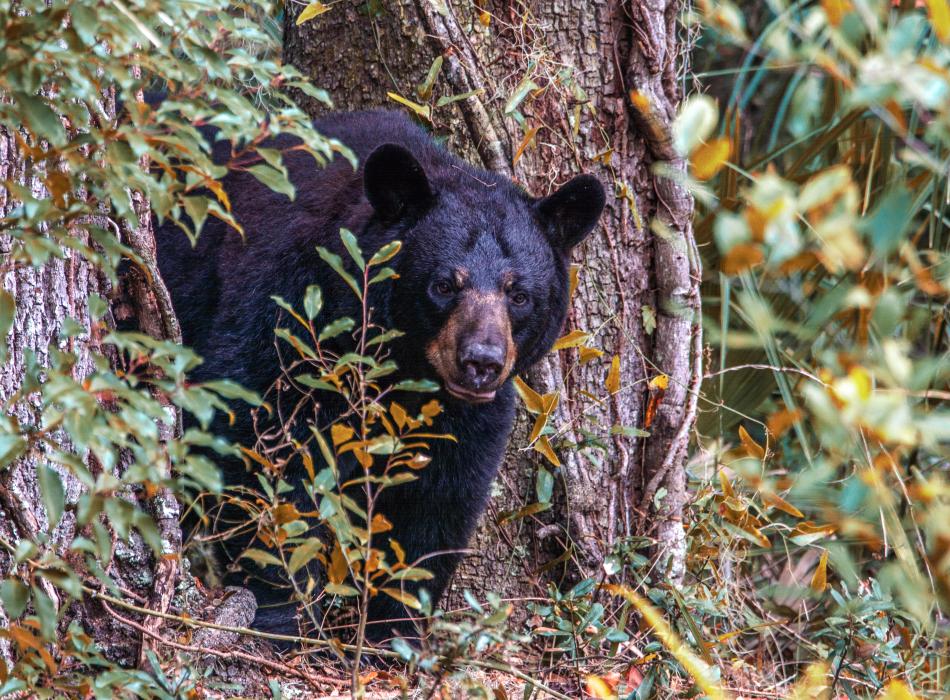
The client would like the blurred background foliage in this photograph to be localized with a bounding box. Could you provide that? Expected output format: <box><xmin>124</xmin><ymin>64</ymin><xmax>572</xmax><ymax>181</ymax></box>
<box><xmin>0</xmin><ymin>0</ymin><xmax>947</xmax><ymax>697</ymax></box>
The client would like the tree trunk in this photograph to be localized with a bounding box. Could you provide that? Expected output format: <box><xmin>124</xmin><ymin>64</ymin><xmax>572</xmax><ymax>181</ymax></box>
<box><xmin>0</xmin><ymin>97</ymin><xmax>180</xmax><ymax>665</ymax></box>
<box><xmin>284</xmin><ymin>0</ymin><xmax>700</xmax><ymax>602</ymax></box>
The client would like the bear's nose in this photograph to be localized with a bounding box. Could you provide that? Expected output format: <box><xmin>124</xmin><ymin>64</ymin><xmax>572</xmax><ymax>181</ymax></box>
<box><xmin>459</xmin><ymin>343</ymin><xmax>505</xmax><ymax>389</ymax></box>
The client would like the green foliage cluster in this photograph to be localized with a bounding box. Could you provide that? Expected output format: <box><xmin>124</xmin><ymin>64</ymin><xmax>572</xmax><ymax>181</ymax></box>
<box><xmin>0</xmin><ymin>0</ymin><xmax>337</xmax><ymax>695</ymax></box>
<box><xmin>672</xmin><ymin>0</ymin><xmax>950</xmax><ymax>695</ymax></box>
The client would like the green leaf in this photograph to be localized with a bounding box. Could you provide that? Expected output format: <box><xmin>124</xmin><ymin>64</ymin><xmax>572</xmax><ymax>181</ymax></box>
<box><xmin>417</xmin><ymin>56</ymin><xmax>443</xmax><ymax>101</ymax></box>
<box><xmin>641</xmin><ymin>305</ymin><xmax>657</xmax><ymax>335</ymax></box>
<box><xmin>38</xmin><ymin>464</ymin><xmax>65</xmax><ymax>532</ymax></box>
<box><xmin>17</xmin><ymin>93</ymin><xmax>65</xmax><ymax>144</ymax></box>
<box><xmin>392</xmin><ymin>379</ymin><xmax>440</xmax><ymax>392</ymax></box>
<box><xmin>318</xmin><ymin>317</ymin><xmax>355</xmax><ymax>342</ymax></box>
<box><xmin>271</xmin><ymin>295</ymin><xmax>310</xmax><ymax>329</ymax></box>
<box><xmin>388</xmin><ymin>567</ymin><xmax>434</xmax><ymax>582</ymax></box>
<box><xmin>316</xmin><ymin>246</ymin><xmax>362</xmax><ymax>299</ymax></box>
<box><xmin>340</xmin><ymin>228</ymin><xmax>365</xmax><ymax>270</ymax></box>
<box><xmin>295</xmin><ymin>373</ymin><xmax>338</xmax><ymax>392</ymax></box>
<box><xmin>0</xmin><ymin>435</ymin><xmax>26</xmax><ymax>468</ymax></box>
<box><xmin>246</xmin><ymin>164</ymin><xmax>296</xmax><ymax>200</ymax></box>
<box><xmin>536</xmin><ymin>467</ymin><xmax>554</xmax><ymax>504</ymax></box>
<box><xmin>862</xmin><ymin>185</ymin><xmax>913</xmax><ymax>256</ymax></box>
<box><xmin>369</xmin><ymin>266</ymin><xmax>398</xmax><ymax>285</ymax></box>
<box><xmin>242</xmin><ymin>549</ymin><xmax>283</xmax><ymax>568</ymax></box>
<box><xmin>304</xmin><ymin>285</ymin><xmax>323</xmax><ymax>320</ymax></box>
<box><xmin>673</xmin><ymin>95</ymin><xmax>718</xmax><ymax>156</ymax></box>
<box><xmin>368</xmin><ymin>240</ymin><xmax>402</xmax><ymax>267</ymax></box>
<box><xmin>288</xmin><ymin>537</ymin><xmax>324</xmax><ymax>575</ymax></box>
<box><xmin>435</xmin><ymin>88</ymin><xmax>485</xmax><ymax>108</ymax></box>
<box><xmin>324</xmin><ymin>582</ymin><xmax>360</xmax><ymax>596</ymax></box>
<box><xmin>504</xmin><ymin>74</ymin><xmax>539</xmax><ymax>115</ymax></box>
<box><xmin>0</xmin><ymin>289</ymin><xmax>14</xmax><ymax>362</ymax></box>
<box><xmin>0</xmin><ymin>578</ymin><xmax>29</xmax><ymax>618</ymax></box>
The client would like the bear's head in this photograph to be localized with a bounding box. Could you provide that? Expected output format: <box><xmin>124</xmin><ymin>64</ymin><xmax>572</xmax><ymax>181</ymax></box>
<box><xmin>364</xmin><ymin>143</ymin><xmax>606</xmax><ymax>404</ymax></box>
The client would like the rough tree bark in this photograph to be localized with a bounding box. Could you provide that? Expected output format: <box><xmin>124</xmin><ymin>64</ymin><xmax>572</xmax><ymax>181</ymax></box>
<box><xmin>284</xmin><ymin>0</ymin><xmax>700</xmax><ymax>602</ymax></box>
<box><xmin>0</xmin><ymin>97</ymin><xmax>182</xmax><ymax>665</ymax></box>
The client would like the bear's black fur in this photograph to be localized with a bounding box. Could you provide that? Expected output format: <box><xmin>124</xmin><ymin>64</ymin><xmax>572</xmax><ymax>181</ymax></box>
<box><xmin>156</xmin><ymin>109</ymin><xmax>605</xmax><ymax>642</ymax></box>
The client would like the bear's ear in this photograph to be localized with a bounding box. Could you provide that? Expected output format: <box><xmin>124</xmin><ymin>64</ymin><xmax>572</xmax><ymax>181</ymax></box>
<box><xmin>363</xmin><ymin>143</ymin><xmax>434</xmax><ymax>222</ymax></box>
<box><xmin>535</xmin><ymin>174</ymin><xmax>606</xmax><ymax>251</ymax></box>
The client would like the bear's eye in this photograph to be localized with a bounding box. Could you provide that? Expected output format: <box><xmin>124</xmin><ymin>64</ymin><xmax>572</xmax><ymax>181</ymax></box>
<box><xmin>433</xmin><ymin>280</ymin><xmax>454</xmax><ymax>296</ymax></box>
<box><xmin>510</xmin><ymin>291</ymin><xmax>530</xmax><ymax>307</ymax></box>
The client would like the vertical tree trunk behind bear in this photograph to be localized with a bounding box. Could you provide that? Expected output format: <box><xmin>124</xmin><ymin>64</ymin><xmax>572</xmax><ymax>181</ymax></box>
<box><xmin>284</xmin><ymin>0</ymin><xmax>700</xmax><ymax>600</ymax></box>
<box><xmin>0</xmin><ymin>102</ymin><xmax>181</xmax><ymax>664</ymax></box>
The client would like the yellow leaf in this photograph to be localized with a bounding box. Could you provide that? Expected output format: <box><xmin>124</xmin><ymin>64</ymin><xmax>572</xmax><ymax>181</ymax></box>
<box><xmin>478</xmin><ymin>9</ymin><xmax>491</xmax><ymax>26</ymax></box>
<box><xmin>552</xmin><ymin>329</ymin><xmax>591</xmax><ymax>350</ymax></box>
<box><xmin>762</xmin><ymin>491</ymin><xmax>804</xmax><ymax>518</ymax></box>
<box><xmin>569</xmin><ymin>264</ymin><xmax>581</xmax><ymax>299</ymax></box>
<box><xmin>380</xmin><ymin>587</ymin><xmax>421</xmax><ymax>610</ymax></box>
<box><xmin>585</xmin><ymin>676</ymin><xmax>614</xmax><ymax>699</ymax></box>
<box><xmin>604</xmin><ymin>585</ymin><xmax>728</xmax><ymax>700</ymax></box>
<box><xmin>738</xmin><ymin>425</ymin><xmax>766</xmax><ymax>459</ymax></box>
<box><xmin>848</xmin><ymin>366</ymin><xmax>872</xmax><ymax>401</ymax></box>
<box><xmin>787</xmin><ymin>662</ymin><xmax>831</xmax><ymax>700</ymax></box>
<box><xmin>579</xmin><ymin>346</ymin><xmax>604</xmax><ymax>364</ymax></box>
<box><xmin>533</xmin><ymin>436</ymin><xmax>561</xmax><ymax>467</ymax></box>
<box><xmin>718</xmin><ymin>470</ymin><xmax>734</xmax><ymax>498</ymax></box>
<box><xmin>925</xmin><ymin>0</ymin><xmax>950</xmax><ymax>43</ymax></box>
<box><xmin>331</xmin><ymin>423</ymin><xmax>354</xmax><ymax>447</ymax></box>
<box><xmin>648</xmin><ymin>373</ymin><xmax>669</xmax><ymax>390</ymax></box>
<box><xmin>386</xmin><ymin>91</ymin><xmax>431</xmax><ymax>120</ymax></box>
<box><xmin>690</xmin><ymin>137</ymin><xmax>731</xmax><ymax>180</ymax></box>
<box><xmin>605</xmin><ymin>355</ymin><xmax>621</xmax><ymax>394</ymax></box>
<box><xmin>514</xmin><ymin>376</ymin><xmax>544</xmax><ymax>414</ymax></box>
<box><xmin>810</xmin><ymin>550</ymin><xmax>829</xmax><ymax>593</ymax></box>
<box><xmin>881</xmin><ymin>680</ymin><xmax>923</xmax><ymax>700</ymax></box>
<box><xmin>389</xmin><ymin>538</ymin><xmax>406</xmax><ymax>565</ymax></box>
<box><xmin>295</xmin><ymin>1</ymin><xmax>330</xmax><ymax>25</ymax></box>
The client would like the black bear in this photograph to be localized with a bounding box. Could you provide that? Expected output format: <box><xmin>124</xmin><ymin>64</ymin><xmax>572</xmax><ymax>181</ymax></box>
<box><xmin>156</xmin><ymin>109</ymin><xmax>605</xmax><ymax>641</ymax></box>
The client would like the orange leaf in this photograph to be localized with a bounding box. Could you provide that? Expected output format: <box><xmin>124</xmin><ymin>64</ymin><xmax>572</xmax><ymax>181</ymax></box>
<box><xmin>533</xmin><ymin>436</ymin><xmax>561</xmax><ymax>467</ymax></box>
<box><xmin>585</xmin><ymin>676</ymin><xmax>614</xmax><ymax>699</ymax></box>
<box><xmin>810</xmin><ymin>550</ymin><xmax>829</xmax><ymax>592</ymax></box>
<box><xmin>605</xmin><ymin>355</ymin><xmax>621</xmax><ymax>394</ymax></box>
<box><xmin>371</xmin><ymin>513</ymin><xmax>393</xmax><ymax>533</ymax></box>
<box><xmin>513</xmin><ymin>125</ymin><xmax>541</xmax><ymax>166</ymax></box>
<box><xmin>389</xmin><ymin>538</ymin><xmax>406</xmax><ymax>565</ymax></box>
<box><xmin>331</xmin><ymin>423</ymin><xmax>355</xmax><ymax>447</ymax></box>
<box><xmin>738</xmin><ymin>425</ymin><xmax>766</xmax><ymax>459</ymax></box>
<box><xmin>328</xmin><ymin>541</ymin><xmax>348</xmax><ymax>585</ymax></box>
<box><xmin>514</xmin><ymin>376</ymin><xmax>544</xmax><ymax>413</ymax></box>
<box><xmin>689</xmin><ymin>137</ymin><xmax>731</xmax><ymax>180</ymax></box>
<box><xmin>821</xmin><ymin>0</ymin><xmax>853</xmax><ymax>26</ymax></box>
<box><xmin>762</xmin><ymin>491</ymin><xmax>804</xmax><ymax>518</ymax></box>
<box><xmin>766</xmin><ymin>408</ymin><xmax>802</xmax><ymax>438</ymax></box>
<box><xmin>721</xmin><ymin>243</ymin><xmax>764</xmax><ymax>275</ymax></box>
